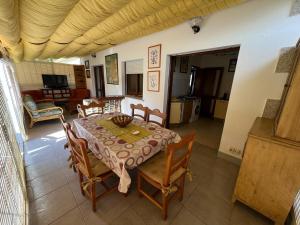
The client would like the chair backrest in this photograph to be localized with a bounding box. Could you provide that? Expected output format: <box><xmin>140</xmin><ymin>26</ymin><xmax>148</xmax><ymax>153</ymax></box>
<box><xmin>147</xmin><ymin>108</ymin><xmax>166</xmax><ymax>127</ymax></box>
<box><xmin>130</xmin><ymin>104</ymin><xmax>148</xmax><ymax>121</ymax></box>
<box><xmin>66</xmin><ymin>125</ymin><xmax>94</xmax><ymax>178</ymax></box>
<box><xmin>163</xmin><ymin>132</ymin><xmax>195</xmax><ymax>187</ymax></box>
<box><xmin>79</xmin><ymin>101</ymin><xmax>105</xmax><ymax>117</ymax></box>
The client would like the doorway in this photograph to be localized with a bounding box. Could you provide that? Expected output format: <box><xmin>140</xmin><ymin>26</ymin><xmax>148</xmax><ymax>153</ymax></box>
<box><xmin>94</xmin><ymin>65</ymin><xmax>105</xmax><ymax>97</ymax></box>
<box><xmin>166</xmin><ymin>47</ymin><xmax>240</xmax><ymax>150</ymax></box>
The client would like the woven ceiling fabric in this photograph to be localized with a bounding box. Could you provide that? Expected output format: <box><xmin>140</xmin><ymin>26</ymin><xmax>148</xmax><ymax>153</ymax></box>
<box><xmin>0</xmin><ymin>0</ymin><xmax>244</xmax><ymax>61</ymax></box>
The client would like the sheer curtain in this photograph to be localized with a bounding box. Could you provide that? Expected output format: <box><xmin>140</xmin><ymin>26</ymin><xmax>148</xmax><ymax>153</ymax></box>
<box><xmin>0</xmin><ymin>56</ymin><xmax>27</xmax><ymax>225</ymax></box>
<box><xmin>0</xmin><ymin>59</ymin><xmax>26</xmax><ymax>141</ymax></box>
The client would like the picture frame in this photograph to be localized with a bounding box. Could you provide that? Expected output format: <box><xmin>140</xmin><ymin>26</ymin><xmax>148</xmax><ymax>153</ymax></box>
<box><xmin>84</xmin><ymin>60</ymin><xmax>90</xmax><ymax>69</ymax></box>
<box><xmin>228</xmin><ymin>58</ymin><xmax>237</xmax><ymax>72</ymax></box>
<box><xmin>148</xmin><ymin>44</ymin><xmax>161</xmax><ymax>69</ymax></box>
<box><xmin>105</xmin><ymin>53</ymin><xmax>119</xmax><ymax>85</ymax></box>
<box><xmin>85</xmin><ymin>69</ymin><xmax>90</xmax><ymax>78</ymax></box>
<box><xmin>180</xmin><ymin>56</ymin><xmax>189</xmax><ymax>73</ymax></box>
<box><xmin>147</xmin><ymin>70</ymin><xmax>160</xmax><ymax>92</ymax></box>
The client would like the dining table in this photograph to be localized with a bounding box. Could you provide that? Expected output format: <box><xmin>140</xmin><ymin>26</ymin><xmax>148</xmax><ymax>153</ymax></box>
<box><xmin>72</xmin><ymin>112</ymin><xmax>181</xmax><ymax>193</ymax></box>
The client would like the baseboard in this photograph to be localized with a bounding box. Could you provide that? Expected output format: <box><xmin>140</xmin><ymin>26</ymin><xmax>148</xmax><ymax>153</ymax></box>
<box><xmin>217</xmin><ymin>151</ymin><xmax>241</xmax><ymax>166</ymax></box>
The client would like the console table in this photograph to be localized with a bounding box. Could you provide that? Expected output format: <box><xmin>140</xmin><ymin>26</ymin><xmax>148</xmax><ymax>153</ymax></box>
<box><xmin>41</xmin><ymin>88</ymin><xmax>71</xmax><ymax>101</ymax></box>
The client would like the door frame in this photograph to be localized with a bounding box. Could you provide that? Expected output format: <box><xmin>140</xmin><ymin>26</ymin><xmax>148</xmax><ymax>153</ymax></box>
<box><xmin>93</xmin><ymin>65</ymin><xmax>106</xmax><ymax>98</ymax></box>
<box><xmin>165</xmin><ymin>46</ymin><xmax>240</xmax><ymax>127</ymax></box>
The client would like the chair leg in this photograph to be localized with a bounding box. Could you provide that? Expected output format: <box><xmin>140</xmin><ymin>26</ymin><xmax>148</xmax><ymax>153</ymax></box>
<box><xmin>179</xmin><ymin>175</ymin><xmax>186</xmax><ymax>201</ymax></box>
<box><xmin>137</xmin><ymin>172</ymin><xmax>142</xmax><ymax>197</ymax></box>
<box><xmin>91</xmin><ymin>182</ymin><xmax>96</xmax><ymax>212</ymax></box>
<box><xmin>78</xmin><ymin>171</ymin><xmax>85</xmax><ymax>196</ymax></box>
<box><xmin>29</xmin><ymin>120</ymin><xmax>34</xmax><ymax>128</ymax></box>
<box><xmin>162</xmin><ymin>194</ymin><xmax>168</xmax><ymax>220</ymax></box>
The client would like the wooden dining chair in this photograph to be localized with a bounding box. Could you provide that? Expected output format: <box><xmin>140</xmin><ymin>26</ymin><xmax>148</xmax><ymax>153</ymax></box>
<box><xmin>66</xmin><ymin>126</ymin><xmax>117</xmax><ymax>211</ymax></box>
<box><xmin>146</xmin><ymin>108</ymin><xmax>167</xmax><ymax>127</ymax></box>
<box><xmin>77</xmin><ymin>101</ymin><xmax>105</xmax><ymax>118</ymax></box>
<box><xmin>130</xmin><ymin>104</ymin><xmax>148</xmax><ymax>121</ymax></box>
<box><xmin>137</xmin><ymin>132</ymin><xmax>195</xmax><ymax>220</ymax></box>
<box><xmin>59</xmin><ymin>115</ymin><xmax>77</xmax><ymax>172</ymax></box>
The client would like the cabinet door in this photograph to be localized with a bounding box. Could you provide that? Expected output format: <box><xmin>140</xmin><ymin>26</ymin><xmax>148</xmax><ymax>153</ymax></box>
<box><xmin>234</xmin><ymin>136</ymin><xmax>300</xmax><ymax>224</ymax></box>
<box><xmin>275</xmin><ymin>45</ymin><xmax>300</xmax><ymax>141</ymax></box>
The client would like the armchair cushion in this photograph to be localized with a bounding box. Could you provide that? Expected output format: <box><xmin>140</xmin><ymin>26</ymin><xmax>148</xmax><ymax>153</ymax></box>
<box><xmin>23</xmin><ymin>95</ymin><xmax>39</xmax><ymax>117</ymax></box>
<box><xmin>138</xmin><ymin>151</ymin><xmax>186</xmax><ymax>185</ymax></box>
<box><xmin>33</xmin><ymin>109</ymin><xmax>62</xmax><ymax>118</ymax></box>
<box><xmin>37</xmin><ymin>102</ymin><xmax>55</xmax><ymax>110</ymax></box>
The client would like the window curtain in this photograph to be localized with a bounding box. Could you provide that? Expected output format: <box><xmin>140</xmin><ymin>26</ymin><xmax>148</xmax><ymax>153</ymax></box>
<box><xmin>0</xmin><ymin>58</ymin><xmax>27</xmax><ymax>141</ymax></box>
<box><xmin>0</xmin><ymin>54</ymin><xmax>27</xmax><ymax>224</ymax></box>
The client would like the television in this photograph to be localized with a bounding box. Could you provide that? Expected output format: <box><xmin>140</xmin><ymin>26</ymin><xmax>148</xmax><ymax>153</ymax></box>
<box><xmin>42</xmin><ymin>74</ymin><xmax>68</xmax><ymax>88</ymax></box>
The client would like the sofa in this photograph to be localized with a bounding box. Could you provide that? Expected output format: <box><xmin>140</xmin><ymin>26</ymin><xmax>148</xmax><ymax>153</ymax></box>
<box><xmin>23</xmin><ymin>95</ymin><xmax>63</xmax><ymax>128</ymax></box>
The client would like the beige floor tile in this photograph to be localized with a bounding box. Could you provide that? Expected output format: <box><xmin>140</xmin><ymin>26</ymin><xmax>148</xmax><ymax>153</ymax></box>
<box><xmin>30</xmin><ymin>186</ymin><xmax>77</xmax><ymax>225</ymax></box>
<box><xmin>78</xmin><ymin>191</ymin><xmax>131</xmax><ymax>224</ymax></box>
<box><xmin>171</xmin><ymin>207</ymin><xmax>206</xmax><ymax>225</ymax></box>
<box><xmin>131</xmin><ymin>196</ymin><xmax>183</xmax><ymax>225</ymax></box>
<box><xmin>183</xmin><ymin>187</ymin><xmax>233</xmax><ymax>225</ymax></box>
<box><xmin>110</xmin><ymin>207</ymin><xmax>146</xmax><ymax>225</ymax></box>
<box><xmin>49</xmin><ymin>207</ymin><xmax>85</xmax><ymax>225</ymax></box>
<box><xmin>230</xmin><ymin>202</ymin><xmax>272</xmax><ymax>225</ymax></box>
<box><xmin>67</xmin><ymin>179</ymin><xmax>87</xmax><ymax>205</ymax></box>
<box><xmin>29</xmin><ymin>169</ymin><xmax>69</xmax><ymax>201</ymax></box>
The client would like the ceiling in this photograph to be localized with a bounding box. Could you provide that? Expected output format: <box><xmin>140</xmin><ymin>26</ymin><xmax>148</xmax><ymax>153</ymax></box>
<box><xmin>0</xmin><ymin>0</ymin><xmax>244</xmax><ymax>62</ymax></box>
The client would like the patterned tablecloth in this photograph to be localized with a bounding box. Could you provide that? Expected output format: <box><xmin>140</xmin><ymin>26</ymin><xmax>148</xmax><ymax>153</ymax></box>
<box><xmin>72</xmin><ymin>113</ymin><xmax>181</xmax><ymax>193</ymax></box>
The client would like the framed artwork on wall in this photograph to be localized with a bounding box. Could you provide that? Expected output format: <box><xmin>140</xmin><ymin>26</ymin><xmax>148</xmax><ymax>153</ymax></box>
<box><xmin>147</xmin><ymin>70</ymin><xmax>160</xmax><ymax>92</ymax></box>
<box><xmin>180</xmin><ymin>56</ymin><xmax>189</xmax><ymax>73</ymax></box>
<box><xmin>228</xmin><ymin>58</ymin><xmax>237</xmax><ymax>72</ymax></box>
<box><xmin>148</xmin><ymin>44</ymin><xmax>161</xmax><ymax>69</ymax></box>
<box><xmin>84</xmin><ymin>60</ymin><xmax>90</xmax><ymax>69</ymax></box>
<box><xmin>105</xmin><ymin>53</ymin><xmax>119</xmax><ymax>85</ymax></box>
<box><xmin>85</xmin><ymin>69</ymin><xmax>90</xmax><ymax>78</ymax></box>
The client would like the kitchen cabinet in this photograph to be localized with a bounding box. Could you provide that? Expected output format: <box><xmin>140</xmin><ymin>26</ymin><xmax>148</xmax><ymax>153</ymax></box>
<box><xmin>214</xmin><ymin>99</ymin><xmax>228</xmax><ymax>119</ymax></box>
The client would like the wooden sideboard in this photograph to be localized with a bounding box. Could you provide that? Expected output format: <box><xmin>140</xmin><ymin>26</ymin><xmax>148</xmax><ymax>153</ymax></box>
<box><xmin>233</xmin><ymin>118</ymin><xmax>300</xmax><ymax>225</ymax></box>
<box><xmin>233</xmin><ymin>40</ymin><xmax>300</xmax><ymax>225</ymax></box>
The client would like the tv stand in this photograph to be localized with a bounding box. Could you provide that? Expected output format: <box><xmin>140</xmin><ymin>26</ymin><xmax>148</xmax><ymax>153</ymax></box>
<box><xmin>42</xmin><ymin>88</ymin><xmax>71</xmax><ymax>101</ymax></box>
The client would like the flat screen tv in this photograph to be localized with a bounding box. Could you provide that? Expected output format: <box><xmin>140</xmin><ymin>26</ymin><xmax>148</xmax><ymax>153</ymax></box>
<box><xmin>42</xmin><ymin>74</ymin><xmax>68</xmax><ymax>88</ymax></box>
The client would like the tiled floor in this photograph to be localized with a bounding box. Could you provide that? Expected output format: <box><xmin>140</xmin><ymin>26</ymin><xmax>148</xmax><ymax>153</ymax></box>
<box><xmin>171</xmin><ymin>117</ymin><xmax>224</xmax><ymax>150</ymax></box>
<box><xmin>25</xmin><ymin>116</ymin><xmax>272</xmax><ymax>225</ymax></box>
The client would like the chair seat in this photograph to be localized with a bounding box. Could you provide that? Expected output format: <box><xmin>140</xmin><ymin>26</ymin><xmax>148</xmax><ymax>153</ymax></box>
<box><xmin>87</xmin><ymin>152</ymin><xmax>111</xmax><ymax>176</ymax></box>
<box><xmin>138</xmin><ymin>151</ymin><xmax>186</xmax><ymax>186</ymax></box>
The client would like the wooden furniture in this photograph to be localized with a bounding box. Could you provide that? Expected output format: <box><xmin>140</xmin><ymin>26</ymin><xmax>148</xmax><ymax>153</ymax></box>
<box><xmin>275</xmin><ymin>43</ymin><xmax>300</xmax><ymax>142</ymax></box>
<box><xmin>66</xmin><ymin>89</ymin><xmax>91</xmax><ymax>113</ymax></box>
<box><xmin>214</xmin><ymin>99</ymin><xmax>228</xmax><ymax>119</ymax></box>
<box><xmin>147</xmin><ymin>108</ymin><xmax>167</xmax><ymax>127</ymax></box>
<box><xmin>74</xmin><ymin>65</ymin><xmax>87</xmax><ymax>89</ymax></box>
<box><xmin>66</xmin><ymin>126</ymin><xmax>117</xmax><ymax>211</ymax></box>
<box><xmin>77</xmin><ymin>101</ymin><xmax>105</xmax><ymax>118</ymax></box>
<box><xmin>137</xmin><ymin>133</ymin><xmax>195</xmax><ymax>220</ymax></box>
<box><xmin>23</xmin><ymin>95</ymin><xmax>63</xmax><ymax>128</ymax></box>
<box><xmin>72</xmin><ymin>113</ymin><xmax>181</xmax><ymax>193</ymax></box>
<box><xmin>233</xmin><ymin>117</ymin><xmax>300</xmax><ymax>225</ymax></box>
<box><xmin>59</xmin><ymin>120</ymin><xmax>76</xmax><ymax>172</ymax></box>
<box><xmin>130</xmin><ymin>103</ymin><xmax>148</xmax><ymax>121</ymax></box>
<box><xmin>42</xmin><ymin>88</ymin><xmax>71</xmax><ymax>101</ymax></box>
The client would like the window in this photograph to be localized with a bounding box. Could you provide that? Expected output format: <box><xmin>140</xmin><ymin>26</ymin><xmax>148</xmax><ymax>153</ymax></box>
<box><xmin>124</xmin><ymin>59</ymin><xmax>143</xmax><ymax>98</ymax></box>
<box><xmin>126</xmin><ymin>73</ymin><xmax>143</xmax><ymax>97</ymax></box>
<box><xmin>0</xmin><ymin>59</ymin><xmax>27</xmax><ymax>225</ymax></box>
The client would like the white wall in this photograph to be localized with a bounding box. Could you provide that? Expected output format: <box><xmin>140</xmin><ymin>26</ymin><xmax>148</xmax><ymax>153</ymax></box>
<box><xmin>15</xmin><ymin>61</ymin><xmax>76</xmax><ymax>90</ymax></box>
<box><xmin>81</xmin><ymin>0</ymin><xmax>300</xmax><ymax>159</ymax></box>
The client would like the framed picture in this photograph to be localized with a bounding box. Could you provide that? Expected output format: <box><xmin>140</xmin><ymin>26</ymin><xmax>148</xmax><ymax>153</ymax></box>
<box><xmin>180</xmin><ymin>56</ymin><xmax>189</xmax><ymax>73</ymax></box>
<box><xmin>147</xmin><ymin>70</ymin><xmax>160</xmax><ymax>92</ymax></box>
<box><xmin>84</xmin><ymin>60</ymin><xmax>90</xmax><ymax>69</ymax></box>
<box><xmin>148</xmin><ymin>44</ymin><xmax>161</xmax><ymax>69</ymax></box>
<box><xmin>105</xmin><ymin>53</ymin><xmax>119</xmax><ymax>85</ymax></box>
<box><xmin>228</xmin><ymin>58</ymin><xmax>237</xmax><ymax>72</ymax></box>
<box><xmin>85</xmin><ymin>69</ymin><xmax>90</xmax><ymax>78</ymax></box>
